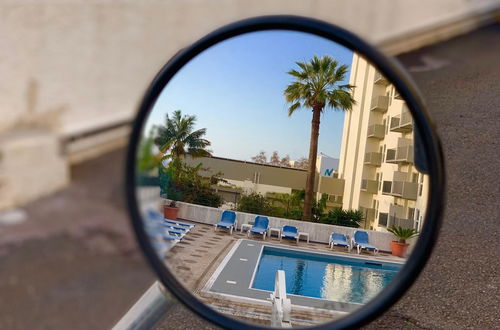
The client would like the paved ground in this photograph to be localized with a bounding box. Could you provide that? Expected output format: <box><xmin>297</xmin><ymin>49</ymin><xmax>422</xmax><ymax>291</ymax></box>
<box><xmin>0</xmin><ymin>24</ymin><xmax>499</xmax><ymax>329</ymax></box>
<box><xmin>0</xmin><ymin>150</ymin><xmax>155</xmax><ymax>329</ymax></box>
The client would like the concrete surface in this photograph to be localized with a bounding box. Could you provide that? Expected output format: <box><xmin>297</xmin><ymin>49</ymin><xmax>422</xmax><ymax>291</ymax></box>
<box><xmin>0</xmin><ymin>24</ymin><xmax>499</xmax><ymax>330</ymax></box>
<box><xmin>160</xmin><ymin>23</ymin><xmax>500</xmax><ymax>330</ymax></box>
<box><xmin>0</xmin><ymin>149</ymin><xmax>155</xmax><ymax>330</ymax></box>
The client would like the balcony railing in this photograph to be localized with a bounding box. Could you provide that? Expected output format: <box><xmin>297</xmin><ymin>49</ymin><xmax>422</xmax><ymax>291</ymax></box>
<box><xmin>374</xmin><ymin>71</ymin><xmax>389</xmax><ymax>85</ymax></box>
<box><xmin>367</xmin><ymin>124</ymin><xmax>385</xmax><ymax>139</ymax></box>
<box><xmin>360</xmin><ymin>179</ymin><xmax>378</xmax><ymax>194</ymax></box>
<box><xmin>382</xmin><ymin>180</ymin><xmax>418</xmax><ymax>200</ymax></box>
<box><xmin>364</xmin><ymin>152</ymin><xmax>382</xmax><ymax>166</ymax></box>
<box><xmin>370</xmin><ymin>96</ymin><xmax>389</xmax><ymax>112</ymax></box>
<box><xmin>386</xmin><ymin>145</ymin><xmax>414</xmax><ymax>164</ymax></box>
<box><xmin>359</xmin><ymin>206</ymin><xmax>376</xmax><ymax>222</ymax></box>
<box><xmin>388</xmin><ymin>215</ymin><xmax>414</xmax><ymax>229</ymax></box>
<box><xmin>390</xmin><ymin>107</ymin><xmax>413</xmax><ymax>132</ymax></box>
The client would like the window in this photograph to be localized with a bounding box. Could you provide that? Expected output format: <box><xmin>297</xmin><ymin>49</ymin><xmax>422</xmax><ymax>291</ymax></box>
<box><xmin>408</xmin><ymin>207</ymin><xmax>415</xmax><ymax>220</ymax></box>
<box><xmin>379</xmin><ymin>213</ymin><xmax>388</xmax><ymax>227</ymax></box>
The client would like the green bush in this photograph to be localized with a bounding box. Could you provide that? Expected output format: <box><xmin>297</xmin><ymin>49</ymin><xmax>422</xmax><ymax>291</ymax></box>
<box><xmin>320</xmin><ymin>208</ymin><xmax>363</xmax><ymax>228</ymax></box>
<box><xmin>387</xmin><ymin>226</ymin><xmax>419</xmax><ymax>243</ymax></box>
<box><xmin>164</xmin><ymin>159</ymin><xmax>223</xmax><ymax>208</ymax></box>
<box><xmin>237</xmin><ymin>193</ymin><xmax>272</xmax><ymax>215</ymax></box>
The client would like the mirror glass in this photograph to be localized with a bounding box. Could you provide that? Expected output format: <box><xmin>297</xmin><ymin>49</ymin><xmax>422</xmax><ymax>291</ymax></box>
<box><xmin>135</xmin><ymin>30</ymin><xmax>428</xmax><ymax>327</ymax></box>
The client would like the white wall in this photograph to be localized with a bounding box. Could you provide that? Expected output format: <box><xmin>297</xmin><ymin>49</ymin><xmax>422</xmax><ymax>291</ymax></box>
<box><xmin>1</xmin><ymin>0</ymin><xmax>498</xmax><ymax>137</ymax></box>
<box><xmin>175</xmin><ymin>201</ymin><xmax>417</xmax><ymax>253</ymax></box>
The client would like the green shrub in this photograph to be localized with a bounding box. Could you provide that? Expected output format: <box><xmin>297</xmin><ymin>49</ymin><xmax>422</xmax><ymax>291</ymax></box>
<box><xmin>237</xmin><ymin>193</ymin><xmax>272</xmax><ymax>215</ymax></box>
<box><xmin>320</xmin><ymin>208</ymin><xmax>363</xmax><ymax>228</ymax></box>
<box><xmin>387</xmin><ymin>226</ymin><xmax>419</xmax><ymax>243</ymax></box>
<box><xmin>164</xmin><ymin>159</ymin><xmax>223</xmax><ymax>208</ymax></box>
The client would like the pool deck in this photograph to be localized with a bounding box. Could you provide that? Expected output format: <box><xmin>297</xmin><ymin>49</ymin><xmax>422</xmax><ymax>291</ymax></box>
<box><xmin>163</xmin><ymin>220</ymin><xmax>405</xmax><ymax>325</ymax></box>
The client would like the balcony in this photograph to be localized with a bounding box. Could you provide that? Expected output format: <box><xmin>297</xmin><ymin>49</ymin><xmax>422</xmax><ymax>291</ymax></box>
<box><xmin>360</xmin><ymin>179</ymin><xmax>378</xmax><ymax>194</ymax></box>
<box><xmin>370</xmin><ymin>95</ymin><xmax>389</xmax><ymax>112</ymax></box>
<box><xmin>317</xmin><ymin>177</ymin><xmax>345</xmax><ymax>196</ymax></box>
<box><xmin>390</xmin><ymin>107</ymin><xmax>413</xmax><ymax>132</ymax></box>
<box><xmin>367</xmin><ymin>124</ymin><xmax>385</xmax><ymax>139</ymax></box>
<box><xmin>388</xmin><ymin>204</ymin><xmax>415</xmax><ymax>229</ymax></box>
<box><xmin>386</xmin><ymin>145</ymin><xmax>414</xmax><ymax>164</ymax></box>
<box><xmin>374</xmin><ymin>71</ymin><xmax>389</xmax><ymax>85</ymax></box>
<box><xmin>381</xmin><ymin>179</ymin><xmax>418</xmax><ymax>200</ymax></box>
<box><xmin>364</xmin><ymin>152</ymin><xmax>382</xmax><ymax>166</ymax></box>
<box><xmin>388</xmin><ymin>215</ymin><xmax>414</xmax><ymax>229</ymax></box>
<box><xmin>359</xmin><ymin>206</ymin><xmax>376</xmax><ymax>223</ymax></box>
<box><xmin>326</xmin><ymin>195</ymin><xmax>343</xmax><ymax>208</ymax></box>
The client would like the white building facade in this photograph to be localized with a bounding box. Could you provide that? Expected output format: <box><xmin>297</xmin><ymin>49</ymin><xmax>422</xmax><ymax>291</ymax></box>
<box><xmin>338</xmin><ymin>53</ymin><xmax>428</xmax><ymax>232</ymax></box>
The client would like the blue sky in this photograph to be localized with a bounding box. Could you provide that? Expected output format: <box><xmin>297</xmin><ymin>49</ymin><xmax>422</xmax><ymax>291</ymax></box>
<box><xmin>144</xmin><ymin>30</ymin><xmax>353</xmax><ymax>161</ymax></box>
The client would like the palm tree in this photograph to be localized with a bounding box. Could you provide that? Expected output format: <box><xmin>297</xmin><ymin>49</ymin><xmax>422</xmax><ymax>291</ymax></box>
<box><xmin>284</xmin><ymin>55</ymin><xmax>355</xmax><ymax>221</ymax></box>
<box><xmin>153</xmin><ymin>110</ymin><xmax>211</xmax><ymax>162</ymax></box>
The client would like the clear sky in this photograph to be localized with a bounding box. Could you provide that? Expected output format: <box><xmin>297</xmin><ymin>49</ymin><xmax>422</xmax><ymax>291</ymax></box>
<box><xmin>144</xmin><ymin>30</ymin><xmax>353</xmax><ymax>161</ymax></box>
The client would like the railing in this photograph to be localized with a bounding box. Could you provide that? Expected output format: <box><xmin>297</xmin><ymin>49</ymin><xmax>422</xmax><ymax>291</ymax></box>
<box><xmin>359</xmin><ymin>206</ymin><xmax>376</xmax><ymax>222</ymax></box>
<box><xmin>370</xmin><ymin>95</ymin><xmax>389</xmax><ymax>112</ymax></box>
<box><xmin>382</xmin><ymin>180</ymin><xmax>418</xmax><ymax>200</ymax></box>
<box><xmin>390</xmin><ymin>107</ymin><xmax>413</xmax><ymax>132</ymax></box>
<box><xmin>388</xmin><ymin>215</ymin><xmax>415</xmax><ymax>229</ymax></box>
<box><xmin>270</xmin><ymin>270</ymin><xmax>292</xmax><ymax>328</ymax></box>
<box><xmin>386</xmin><ymin>145</ymin><xmax>414</xmax><ymax>164</ymax></box>
<box><xmin>367</xmin><ymin>123</ymin><xmax>385</xmax><ymax>139</ymax></box>
<box><xmin>361</xmin><ymin>179</ymin><xmax>378</xmax><ymax>194</ymax></box>
<box><xmin>374</xmin><ymin>71</ymin><xmax>389</xmax><ymax>85</ymax></box>
<box><xmin>364</xmin><ymin>152</ymin><xmax>382</xmax><ymax>166</ymax></box>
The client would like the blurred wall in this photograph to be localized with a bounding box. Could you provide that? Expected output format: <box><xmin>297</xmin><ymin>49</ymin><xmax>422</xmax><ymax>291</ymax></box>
<box><xmin>0</xmin><ymin>0</ymin><xmax>498</xmax><ymax>209</ymax></box>
<box><xmin>1</xmin><ymin>0</ymin><xmax>498</xmax><ymax>139</ymax></box>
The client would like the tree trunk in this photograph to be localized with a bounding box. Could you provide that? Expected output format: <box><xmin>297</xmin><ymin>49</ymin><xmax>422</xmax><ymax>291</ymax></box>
<box><xmin>303</xmin><ymin>106</ymin><xmax>322</xmax><ymax>221</ymax></box>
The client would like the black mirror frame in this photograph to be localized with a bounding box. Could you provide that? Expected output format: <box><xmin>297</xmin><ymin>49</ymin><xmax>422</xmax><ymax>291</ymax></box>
<box><xmin>125</xmin><ymin>15</ymin><xmax>445</xmax><ymax>330</ymax></box>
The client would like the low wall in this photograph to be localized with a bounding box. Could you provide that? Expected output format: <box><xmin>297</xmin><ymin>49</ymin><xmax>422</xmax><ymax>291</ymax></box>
<box><xmin>177</xmin><ymin>202</ymin><xmax>411</xmax><ymax>252</ymax></box>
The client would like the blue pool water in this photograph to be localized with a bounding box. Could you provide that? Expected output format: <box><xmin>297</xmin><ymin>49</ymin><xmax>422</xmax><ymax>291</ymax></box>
<box><xmin>252</xmin><ymin>247</ymin><xmax>401</xmax><ymax>304</ymax></box>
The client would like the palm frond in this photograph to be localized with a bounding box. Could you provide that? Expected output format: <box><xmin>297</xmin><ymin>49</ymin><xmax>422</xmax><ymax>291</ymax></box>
<box><xmin>284</xmin><ymin>55</ymin><xmax>356</xmax><ymax>115</ymax></box>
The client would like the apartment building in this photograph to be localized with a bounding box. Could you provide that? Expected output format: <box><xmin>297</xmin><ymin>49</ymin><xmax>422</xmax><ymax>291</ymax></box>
<box><xmin>338</xmin><ymin>53</ymin><xmax>428</xmax><ymax>232</ymax></box>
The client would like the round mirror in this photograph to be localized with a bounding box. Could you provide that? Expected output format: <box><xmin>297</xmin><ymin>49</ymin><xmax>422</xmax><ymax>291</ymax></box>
<box><xmin>126</xmin><ymin>16</ymin><xmax>444</xmax><ymax>329</ymax></box>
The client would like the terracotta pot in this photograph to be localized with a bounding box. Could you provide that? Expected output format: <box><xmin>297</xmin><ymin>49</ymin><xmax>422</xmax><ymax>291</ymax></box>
<box><xmin>163</xmin><ymin>205</ymin><xmax>179</xmax><ymax>220</ymax></box>
<box><xmin>390</xmin><ymin>241</ymin><xmax>409</xmax><ymax>257</ymax></box>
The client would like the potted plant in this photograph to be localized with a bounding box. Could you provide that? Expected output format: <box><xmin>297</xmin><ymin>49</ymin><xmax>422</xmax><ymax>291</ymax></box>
<box><xmin>163</xmin><ymin>199</ymin><xmax>179</xmax><ymax>220</ymax></box>
<box><xmin>387</xmin><ymin>226</ymin><xmax>419</xmax><ymax>257</ymax></box>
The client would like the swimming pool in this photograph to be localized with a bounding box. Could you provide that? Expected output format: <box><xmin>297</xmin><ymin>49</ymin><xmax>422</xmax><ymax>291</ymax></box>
<box><xmin>251</xmin><ymin>246</ymin><xmax>402</xmax><ymax>304</ymax></box>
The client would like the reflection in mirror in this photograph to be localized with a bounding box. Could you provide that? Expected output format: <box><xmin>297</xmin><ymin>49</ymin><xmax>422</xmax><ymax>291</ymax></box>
<box><xmin>135</xmin><ymin>30</ymin><xmax>428</xmax><ymax>327</ymax></box>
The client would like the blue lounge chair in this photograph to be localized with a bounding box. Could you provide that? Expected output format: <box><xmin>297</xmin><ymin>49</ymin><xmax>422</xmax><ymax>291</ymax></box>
<box><xmin>214</xmin><ymin>210</ymin><xmax>237</xmax><ymax>234</ymax></box>
<box><xmin>352</xmin><ymin>231</ymin><xmax>379</xmax><ymax>255</ymax></box>
<box><xmin>329</xmin><ymin>233</ymin><xmax>351</xmax><ymax>251</ymax></box>
<box><xmin>145</xmin><ymin>222</ymin><xmax>182</xmax><ymax>242</ymax></box>
<box><xmin>164</xmin><ymin>218</ymin><xmax>195</xmax><ymax>229</ymax></box>
<box><xmin>146</xmin><ymin>209</ymin><xmax>192</xmax><ymax>233</ymax></box>
<box><xmin>281</xmin><ymin>225</ymin><xmax>298</xmax><ymax>242</ymax></box>
<box><xmin>248</xmin><ymin>216</ymin><xmax>269</xmax><ymax>239</ymax></box>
